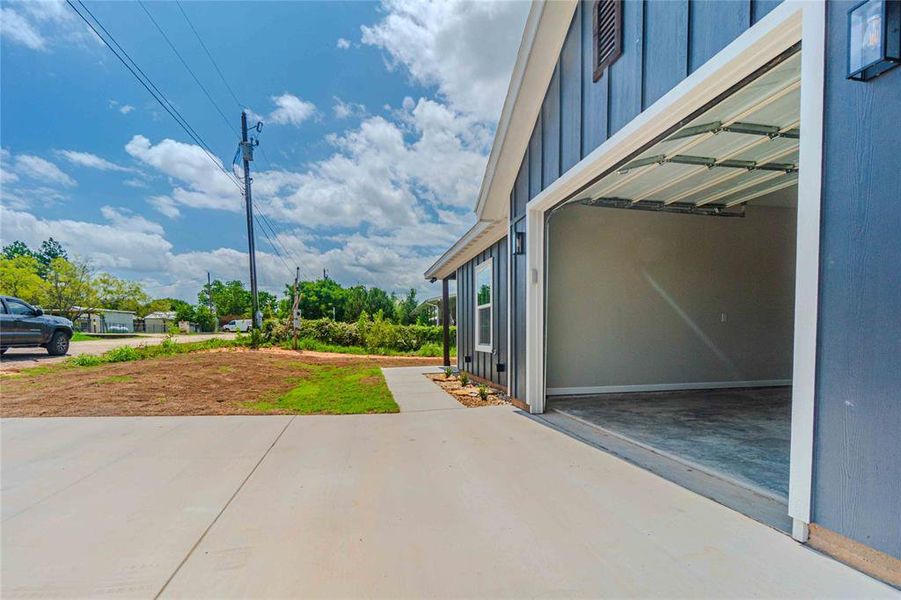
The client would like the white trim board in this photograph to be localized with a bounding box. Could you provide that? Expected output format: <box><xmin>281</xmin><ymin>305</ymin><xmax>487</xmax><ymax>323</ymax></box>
<box><xmin>547</xmin><ymin>380</ymin><xmax>792</xmax><ymax>396</ymax></box>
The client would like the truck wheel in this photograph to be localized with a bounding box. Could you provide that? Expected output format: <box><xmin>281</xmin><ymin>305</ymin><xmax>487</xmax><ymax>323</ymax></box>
<box><xmin>46</xmin><ymin>331</ymin><xmax>70</xmax><ymax>356</ymax></box>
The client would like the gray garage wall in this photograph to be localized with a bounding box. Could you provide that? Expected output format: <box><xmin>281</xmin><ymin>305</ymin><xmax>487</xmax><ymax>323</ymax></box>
<box><xmin>546</xmin><ymin>203</ymin><xmax>796</xmax><ymax>392</ymax></box>
<box><xmin>811</xmin><ymin>1</ymin><xmax>901</xmax><ymax>560</ymax></box>
<box><xmin>456</xmin><ymin>236</ymin><xmax>508</xmax><ymax>388</ymax></box>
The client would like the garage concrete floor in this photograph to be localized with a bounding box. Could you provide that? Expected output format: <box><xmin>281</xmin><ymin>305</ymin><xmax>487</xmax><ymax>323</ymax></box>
<box><xmin>4</xmin><ymin>373</ymin><xmax>892</xmax><ymax>598</ymax></box>
<box><xmin>549</xmin><ymin>387</ymin><xmax>791</xmax><ymax>499</ymax></box>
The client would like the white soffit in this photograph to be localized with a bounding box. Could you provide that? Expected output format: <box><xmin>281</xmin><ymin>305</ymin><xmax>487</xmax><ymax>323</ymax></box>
<box><xmin>575</xmin><ymin>50</ymin><xmax>801</xmax><ymax>214</ymax></box>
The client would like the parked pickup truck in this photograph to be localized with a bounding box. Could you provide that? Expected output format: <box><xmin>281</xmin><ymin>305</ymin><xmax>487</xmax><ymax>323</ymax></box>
<box><xmin>0</xmin><ymin>295</ymin><xmax>74</xmax><ymax>356</ymax></box>
<box><xmin>221</xmin><ymin>319</ymin><xmax>251</xmax><ymax>332</ymax></box>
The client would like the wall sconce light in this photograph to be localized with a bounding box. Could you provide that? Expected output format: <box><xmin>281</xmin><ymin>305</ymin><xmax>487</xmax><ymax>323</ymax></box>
<box><xmin>514</xmin><ymin>231</ymin><xmax>525</xmax><ymax>255</ymax></box>
<box><xmin>848</xmin><ymin>0</ymin><xmax>900</xmax><ymax>81</ymax></box>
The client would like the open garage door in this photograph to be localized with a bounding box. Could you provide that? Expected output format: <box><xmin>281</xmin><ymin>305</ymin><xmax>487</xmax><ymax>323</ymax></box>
<box><xmin>543</xmin><ymin>48</ymin><xmax>801</xmax><ymax>530</ymax></box>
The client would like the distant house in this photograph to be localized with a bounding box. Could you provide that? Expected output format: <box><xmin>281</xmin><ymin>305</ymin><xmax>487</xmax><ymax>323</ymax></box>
<box><xmin>73</xmin><ymin>308</ymin><xmax>136</xmax><ymax>333</ymax></box>
<box><xmin>142</xmin><ymin>311</ymin><xmax>176</xmax><ymax>334</ymax></box>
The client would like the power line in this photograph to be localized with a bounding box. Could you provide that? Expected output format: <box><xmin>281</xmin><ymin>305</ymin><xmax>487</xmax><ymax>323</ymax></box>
<box><xmin>67</xmin><ymin>0</ymin><xmax>243</xmax><ymax>195</ymax></box>
<box><xmin>66</xmin><ymin>0</ymin><xmax>298</xmax><ymax>285</ymax></box>
<box><xmin>136</xmin><ymin>0</ymin><xmax>238</xmax><ymax>139</ymax></box>
<box><xmin>175</xmin><ymin>0</ymin><xmax>244</xmax><ymax>109</ymax></box>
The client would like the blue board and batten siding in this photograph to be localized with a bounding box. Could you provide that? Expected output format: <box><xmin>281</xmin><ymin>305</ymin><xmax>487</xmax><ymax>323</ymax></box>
<box><xmin>502</xmin><ymin>0</ymin><xmax>900</xmax><ymax>559</ymax></box>
<box><xmin>813</xmin><ymin>1</ymin><xmax>901</xmax><ymax>561</ymax></box>
<box><xmin>455</xmin><ymin>237</ymin><xmax>508</xmax><ymax>388</ymax></box>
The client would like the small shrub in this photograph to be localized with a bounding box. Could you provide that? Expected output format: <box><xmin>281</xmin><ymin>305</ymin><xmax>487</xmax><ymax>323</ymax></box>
<box><xmin>105</xmin><ymin>346</ymin><xmax>140</xmax><ymax>363</ymax></box>
<box><xmin>69</xmin><ymin>354</ymin><xmax>104</xmax><ymax>367</ymax></box>
<box><xmin>459</xmin><ymin>372</ymin><xmax>469</xmax><ymax>386</ymax></box>
<box><xmin>443</xmin><ymin>366</ymin><xmax>453</xmax><ymax>379</ymax></box>
<box><xmin>477</xmin><ymin>384</ymin><xmax>489</xmax><ymax>401</ymax></box>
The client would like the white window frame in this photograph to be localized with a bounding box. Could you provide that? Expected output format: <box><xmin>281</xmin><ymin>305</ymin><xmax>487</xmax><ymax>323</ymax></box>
<box><xmin>474</xmin><ymin>257</ymin><xmax>493</xmax><ymax>353</ymax></box>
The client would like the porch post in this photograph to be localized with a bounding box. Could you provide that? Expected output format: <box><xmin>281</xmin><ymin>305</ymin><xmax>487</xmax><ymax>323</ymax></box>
<box><xmin>442</xmin><ymin>277</ymin><xmax>451</xmax><ymax>367</ymax></box>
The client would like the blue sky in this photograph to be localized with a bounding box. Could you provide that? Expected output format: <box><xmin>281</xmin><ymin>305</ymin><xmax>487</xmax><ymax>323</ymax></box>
<box><xmin>1</xmin><ymin>0</ymin><xmax>528</xmax><ymax>301</ymax></box>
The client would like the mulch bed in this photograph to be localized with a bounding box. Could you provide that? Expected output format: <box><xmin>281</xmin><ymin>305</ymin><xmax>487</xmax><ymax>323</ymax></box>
<box><xmin>425</xmin><ymin>373</ymin><xmax>509</xmax><ymax>408</ymax></box>
<box><xmin>1</xmin><ymin>348</ymin><xmax>440</xmax><ymax>417</ymax></box>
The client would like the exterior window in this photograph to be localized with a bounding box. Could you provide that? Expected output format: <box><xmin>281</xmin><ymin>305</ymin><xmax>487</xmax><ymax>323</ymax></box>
<box><xmin>475</xmin><ymin>258</ymin><xmax>492</xmax><ymax>353</ymax></box>
<box><xmin>593</xmin><ymin>0</ymin><xmax>623</xmax><ymax>82</ymax></box>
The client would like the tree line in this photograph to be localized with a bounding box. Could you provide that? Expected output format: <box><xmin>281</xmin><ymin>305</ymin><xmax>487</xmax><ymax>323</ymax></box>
<box><xmin>0</xmin><ymin>239</ymin><xmax>431</xmax><ymax>328</ymax></box>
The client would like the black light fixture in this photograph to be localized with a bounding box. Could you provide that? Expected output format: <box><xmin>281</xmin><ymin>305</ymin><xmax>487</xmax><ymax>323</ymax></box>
<box><xmin>513</xmin><ymin>231</ymin><xmax>525</xmax><ymax>255</ymax></box>
<box><xmin>848</xmin><ymin>0</ymin><xmax>901</xmax><ymax>81</ymax></box>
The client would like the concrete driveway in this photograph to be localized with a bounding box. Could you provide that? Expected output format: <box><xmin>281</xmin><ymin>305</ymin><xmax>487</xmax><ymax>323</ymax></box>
<box><xmin>0</xmin><ymin>333</ymin><xmax>236</xmax><ymax>371</ymax></box>
<box><xmin>1</xmin><ymin>367</ymin><xmax>893</xmax><ymax>598</ymax></box>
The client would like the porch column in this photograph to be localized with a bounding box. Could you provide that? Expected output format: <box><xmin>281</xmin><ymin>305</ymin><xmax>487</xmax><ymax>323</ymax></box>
<box><xmin>442</xmin><ymin>277</ymin><xmax>451</xmax><ymax>367</ymax></box>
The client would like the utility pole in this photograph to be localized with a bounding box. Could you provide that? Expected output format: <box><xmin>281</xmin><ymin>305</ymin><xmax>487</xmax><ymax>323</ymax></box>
<box><xmin>292</xmin><ymin>266</ymin><xmax>300</xmax><ymax>351</ymax></box>
<box><xmin>322</xmin><ymin>268</ymin><xmax>328</xmax><ymax>281</ymax></box>
<box><xmin>207</xmin><ymin>271</ymin><xmax>216</xmax><ymax>332</ymax></box>
<box><xmin>241</xmin><ymin>110</ymin><xmax>261</xmax><ymax>330</ymax></box>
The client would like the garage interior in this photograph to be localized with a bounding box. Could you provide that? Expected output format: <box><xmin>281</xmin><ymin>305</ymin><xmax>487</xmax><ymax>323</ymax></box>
<box><xmin>543</xmin><ymin>49</ymin><xmax>801</xmax><ymax>528</ymax></box>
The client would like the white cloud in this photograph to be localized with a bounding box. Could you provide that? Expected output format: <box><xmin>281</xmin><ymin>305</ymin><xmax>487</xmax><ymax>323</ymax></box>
<box><xmin>361</xmin><ymin>0</ymin><xmax>529</xmax><ymax>122</ymax></box>
<box><xmin>0</xmin><ymin>1</ymin><xmax>100</xmax><ymax>52</ymax></box>
<box><xmin>101</xmin><ymin>205</ymin><xmax>165</xmax><ymax>236</ymax></box>
<box><xmin>268</xmin><ymin>93</ymin><xmax>317</xmax><ymax>126</ymax></box>
<box><xmin>58</xmin><ymin>150</ymin><xmax>134</xmax><ymax>172</ymax></box>
<box><xmin>336</xmin><ymin>37</ymin><xmax>351</xmax><ymax>49</ymax></box>
<box><xmin>332</xmin><ymin>97</ymin><xmax>366</xmax><ymax>120</ymax></box>
<box><xmin>0</xmin><ymin>149</ymin><xmax>19</xmax><ymax>185</ymax></box>
<box><xmin>1</xmin><ymin>7</ymin><xmax>46</xmax><ymax>50</ymax></box>
<box><xmin>108</xmin><ymin>100</ymin><xmax>135</xmax><ymax>114</ymax></box>
<box><xmin>14</xmin><ymin>154</ymin><xmax>76</xmax><ymax>187</ymax></box>
<box><xmin>125</xmin><ymin>134</ymin><xmax>242</xmax><ymax>212</ymax></box>
<box><xmin>148</xmin><ymin>195</ymin><xmax>180</xmax><ymax>218</ymax></box>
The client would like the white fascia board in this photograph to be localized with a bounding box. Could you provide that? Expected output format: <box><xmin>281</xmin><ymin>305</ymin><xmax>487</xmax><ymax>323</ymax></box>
<box><xmin>474</xmin><ymin>0</ymin><xmax>578</xmax><ymax>222</ymax></box>
<box><xmin>423</xmin><ymin>220</ymin><xmax>507</xmax><ymax>281</ymax></box>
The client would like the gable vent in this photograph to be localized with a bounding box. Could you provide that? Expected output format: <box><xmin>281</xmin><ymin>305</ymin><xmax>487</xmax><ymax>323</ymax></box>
<box><xmin>593</xmin><ymin>0</ymin><xmax>623</xmax><ymax>82</ymax></box>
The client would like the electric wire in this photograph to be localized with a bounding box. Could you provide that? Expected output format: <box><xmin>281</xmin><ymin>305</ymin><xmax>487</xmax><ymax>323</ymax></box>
<box><xmin>136</xmin><ymin>0</ymin><xmax>239</xmax><ymax>139</ymax></box>
<box><xmin>174</xmin><ymin>0</ymin><xmax>244</xmax><ymax>110</ymax></box>
<box><xmin>67</xmin><ymin>0</ymin><xmax>244</xmax><ymax>195</ymax></box>
<box><xmin>67</xmin><ymin>0</ymin><xmax>299</xmax><ymax>282</ymax></box>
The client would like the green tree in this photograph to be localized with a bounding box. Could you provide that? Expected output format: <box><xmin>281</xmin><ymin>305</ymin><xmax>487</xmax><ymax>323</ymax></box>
<box><xmin>193</xmin><ymin>305</ymin><xmax>217</xmax><ymax>331</ymax></box>
<box><xmin>139</xmin><ymin>298</ymin><xmax>172</xmax><ymax>318</ymax></box>
<box><xmin>199</xmin><ymin>279</ymin><xmax>252</xmax><ymax>317</ymax></box>
<box><xmin>395</xmin><ymin>288</ymin><xmax>418</xmax><ymax>325</ymax></box>
<box><xmin>2</xmin><ymin>241</ymin><xmax>35</xmax><ymax>260</ymax></box>
<box><xmin>0</xmin><ymin>255</ymin><xmax>47</xmax><ymax>304</ymax></box>
<box><xmin>43</xmin><ymin>257</ymin><xmax>96</xmax><ymax>320</ymax></box>
<box><xmin>367</xmin><ymin>287</ymin><xmax>396</xmax><ymax>322</ymax></box>
<box><xmin>95</xmin><ymin>273</ymin><xmax>150</xmax><ymax>312</ymax></box>
<box><xmin>299</xmin><ymin>278</ymin><xmax>347</xmax><ymax>320</ymax></box>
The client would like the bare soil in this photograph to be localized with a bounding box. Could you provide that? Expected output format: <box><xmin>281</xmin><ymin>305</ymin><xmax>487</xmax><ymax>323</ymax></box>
<box><xmin>0</xmin><ymin>348</ymin><xmax>440</xmax><ymax>417</ymax></box>
<box><xmin>425</xmin><ymin>373</ymin><xmax>509</xmax><ymax>408</ymax></box>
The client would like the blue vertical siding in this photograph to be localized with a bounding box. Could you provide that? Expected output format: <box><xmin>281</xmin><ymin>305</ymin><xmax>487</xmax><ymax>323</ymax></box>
<box><xmin>751</xmin><ymin>0</ymin><xmax>782</xmax><ymax>23</ymax></box>
<box><xmin>812</xmin><ymin>1</ymin><xmax>901</xmax><ymax>560</ymax></box>
<box><xmin>581</xmin><ymin>0</ymin><xmax>608</xmax><ymax>154</ymax></box>
<box><xmin>541</xmin><ymin>66</ymin><xmax>561</xmax><ymax>187</ymax></box>
<box><xmin>608</xmin><ymin>0</ymin><xmax>644</xmax><ymax>133</ymax></box>
<box><xmin>643</xmin><ymin>0</ymin><xmax>689</xmax><ymax>108</ymax></box>
<box><xmin>689</xmin><ymin>0</ymin><xmax>750</xmax><ymax>73</ymax></box>
<box><xmin>560</xmin><ymin>3</ymin><xmax>582</xmax><ymax>173</ymax></box>
<box><xmin>528</xmin><ymin>120</ymin><xmax>542</xmax><ymax>199</ymax></box>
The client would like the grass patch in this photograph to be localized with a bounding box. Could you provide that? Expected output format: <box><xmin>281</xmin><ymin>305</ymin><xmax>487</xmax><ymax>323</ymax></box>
<box><xmin>71</xmin><ymin>332</ymin><xmax>99</xmax><ymax>342</ymax></box>
<box><xmin>96</xmin><ymin>375</ymin><xmax>134</xmax><ymax>384</ymax></box>
<box><xmin>246</xmin><ymin>363</ymin><xmax>399</xmax><ymax>415</ymax></box>
<box><xmin>65</xmin><ymin>337</ymin><xmax>240</xmax><ymax>368</ymax></box>
<box><xmin>281</xmin><ymin>337</ymin><xmax>455</xmax><ymax>358</ymax></box>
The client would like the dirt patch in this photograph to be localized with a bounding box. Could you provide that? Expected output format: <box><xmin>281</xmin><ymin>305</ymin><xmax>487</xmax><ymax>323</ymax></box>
<box><xmin>425</xmin><ymin>373</ymin><xmax>509</xmax><ymax>408</ymax></box>
<box><xmin>1</xmin><ymin>348</ymin><xmax>440</xmax><ymax>417</ymax></box>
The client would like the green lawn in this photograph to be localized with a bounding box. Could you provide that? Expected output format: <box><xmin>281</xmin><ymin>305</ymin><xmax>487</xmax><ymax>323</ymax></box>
<box><xmin>246</xmin><ymin>363</ymin><xmax>399</xmax><ymax>415</ymax></box>
<box><xmin>70</xmin><ymin>332</ymin><xmax>99</xmax><ymax>342</ymax></box>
